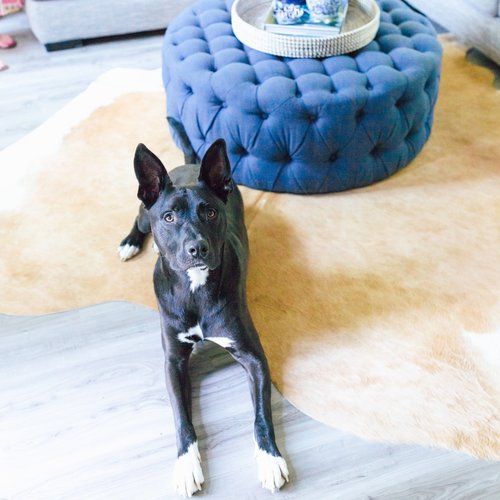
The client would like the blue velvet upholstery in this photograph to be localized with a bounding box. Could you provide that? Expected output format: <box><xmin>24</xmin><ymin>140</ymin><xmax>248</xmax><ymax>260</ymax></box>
<box><xmin>162</xmin><ymin>0</ymin><xmax>442</xmax><ymax>194</ymax></box>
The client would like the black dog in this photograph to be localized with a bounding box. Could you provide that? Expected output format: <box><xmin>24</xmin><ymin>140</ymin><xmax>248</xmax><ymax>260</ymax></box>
<box><xmin>119</xmin><ymin>138</ymin><xmax>289</xmax><ymax>496</ymax></box>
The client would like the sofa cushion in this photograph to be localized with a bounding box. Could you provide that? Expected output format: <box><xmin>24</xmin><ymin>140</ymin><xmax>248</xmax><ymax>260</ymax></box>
<box><xmin>25</xmin><ymin>0</ymin><xmax>195</xmax><ymax>45</ymax></box>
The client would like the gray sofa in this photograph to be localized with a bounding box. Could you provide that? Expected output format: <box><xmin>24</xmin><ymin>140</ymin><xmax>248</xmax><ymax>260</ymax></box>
<box><xmin>25</xmin><ymin>0</ymin><xmax>500</xmax><ymax>64</ymax></box>
<box><xmin>25</xmin><ymin>0</ymin><xmax>194</xmax><ymax>51</ymax></box>
<box><xmin>406</xmin><ymin>0</ymin><xmax>500</xmax><ymax>65</ymax></box>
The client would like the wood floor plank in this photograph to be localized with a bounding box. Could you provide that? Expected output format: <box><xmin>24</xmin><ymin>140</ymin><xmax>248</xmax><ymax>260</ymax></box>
<box><xmin>1</xmin><ymin>302</ymin><xmax>499</xmax><ymax>499</ymax></box>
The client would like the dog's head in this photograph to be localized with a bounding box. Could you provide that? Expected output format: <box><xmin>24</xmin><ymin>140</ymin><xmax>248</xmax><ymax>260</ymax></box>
<box><xmin>134</xmin><ymin>139</ymin><xmax>233</xmax><ymax>273</ymax></box>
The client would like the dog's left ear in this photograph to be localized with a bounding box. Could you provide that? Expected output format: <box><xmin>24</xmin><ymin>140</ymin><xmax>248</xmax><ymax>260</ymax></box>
<box><xmin>199</xmin><ymin>139</ymin><xmax>233</xmax><ymax>203</ymax></box>
<box><xmin>134</xmin><ymin>143</ymin><xmax>172</xmax><ymax>209</ymax></box>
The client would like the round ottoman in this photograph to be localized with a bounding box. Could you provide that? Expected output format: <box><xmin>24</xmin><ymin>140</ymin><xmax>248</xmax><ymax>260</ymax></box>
<box><xmin>162</xmin><ymin>0</ymin><xmax>442</xmax><ymax>194</ymax></box>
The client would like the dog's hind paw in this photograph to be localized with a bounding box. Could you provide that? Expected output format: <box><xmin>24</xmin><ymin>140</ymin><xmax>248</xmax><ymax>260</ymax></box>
<box><xmin>255</xmin><ymin>446</ymin><xmax>289</xmax><ymax>493</ymax></box>
<box><xmin>117</xmin><ymin>243</ymin><xmax>141</xmax><ymax>262</ymax></box>
<box><xmin>173</xmin><ymin>441</ymin><xmax>204</xmax><ymax>498</ymax></box>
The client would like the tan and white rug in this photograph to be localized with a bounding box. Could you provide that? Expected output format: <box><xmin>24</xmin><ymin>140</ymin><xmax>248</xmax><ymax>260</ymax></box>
<box><xmin>1</xmin><ymin>36</ymin><xmax>499</xmax><ymax>460</ymax></box>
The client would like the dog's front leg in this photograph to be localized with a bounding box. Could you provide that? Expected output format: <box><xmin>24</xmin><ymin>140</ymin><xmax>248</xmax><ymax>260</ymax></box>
<box><xmin>118</xmin><ymin>204</ymin><xmax>151</xmax><ymax>261</ymax></box>
<box><xmin>162</xmin><ymin>338</ymin><xmax>204</xmax><ymax>497</ymax></box>
<box><xmin>226</xmin><ymin>325</ymin><xmax>289</xmax><ymax>493</ymax></box>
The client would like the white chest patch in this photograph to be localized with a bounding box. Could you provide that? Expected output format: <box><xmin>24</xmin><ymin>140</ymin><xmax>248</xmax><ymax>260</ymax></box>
<box><xmin>186</xmin><ymin>266</ymin><xmax>209</xmax><ymax>293</ymax></box>
<box><xmin>177</xmin><ymin>324</ymin><xmax>203</xmax><ymax>344</ymax></box>
<box><xmin>176</xmin><ymin>324</ymin><xmax>234</xmax><ymax>349</ymax></box>
<box><xmin>205</xmin><ymin>336</ymin><xmax>234</xmax><ymax>348</ymax></box>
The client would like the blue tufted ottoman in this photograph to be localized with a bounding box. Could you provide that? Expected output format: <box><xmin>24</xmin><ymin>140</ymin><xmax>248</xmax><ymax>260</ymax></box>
<box><xmin>162</xmin><ymin>0</ymin><xmax>442</xmax><ymax>194</ymax></box>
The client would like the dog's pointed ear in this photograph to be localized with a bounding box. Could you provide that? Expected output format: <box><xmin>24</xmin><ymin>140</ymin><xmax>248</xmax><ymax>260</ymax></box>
<box><xmin>134</xmin><ymin>143</ymin><xmax>172</xmax><ymax>209</ymax></box>
<box><xmin>198</xmin><ymin>139</ymin><xmax>233</xmax><ymax>203</ymax></box>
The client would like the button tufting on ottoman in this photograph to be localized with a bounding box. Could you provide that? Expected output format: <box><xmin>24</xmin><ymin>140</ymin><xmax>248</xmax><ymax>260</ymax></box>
<box><xmin>162</xmin><ymin>0</ymin><xmax>442</xmax><ymax>194</ymax></box>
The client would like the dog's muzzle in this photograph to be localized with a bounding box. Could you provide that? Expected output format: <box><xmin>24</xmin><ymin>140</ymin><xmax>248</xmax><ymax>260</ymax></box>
<box><xmin>185</xmin><ymin>239</ymin><xmax>209</xmax><ymax>260</ymax></box>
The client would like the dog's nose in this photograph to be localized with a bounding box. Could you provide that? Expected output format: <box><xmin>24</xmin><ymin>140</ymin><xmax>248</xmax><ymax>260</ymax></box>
<box><xmin>186</xmin><ymin>239</ymin><xmax>209</xmax><ymax>259</ymax></box>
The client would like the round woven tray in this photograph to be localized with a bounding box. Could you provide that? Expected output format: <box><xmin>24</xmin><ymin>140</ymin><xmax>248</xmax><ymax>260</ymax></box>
<box><xmin>231</xmin><ymin>0</ymin><xmax>380</xmax><ymax>58</ymax></box>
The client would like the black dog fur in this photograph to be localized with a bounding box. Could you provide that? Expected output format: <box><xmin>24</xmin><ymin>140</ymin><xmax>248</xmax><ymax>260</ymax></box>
<box><xmin>119</xmin><ymin>136</ymin><xmax>289</xmax><ymax>496</ymax></box>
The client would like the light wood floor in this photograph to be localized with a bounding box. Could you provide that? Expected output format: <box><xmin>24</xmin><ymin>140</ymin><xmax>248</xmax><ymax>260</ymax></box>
<box><xmin>1</xmin><ymin>302</ymin><xmax>499</xmax><ymax>499</ymax></box>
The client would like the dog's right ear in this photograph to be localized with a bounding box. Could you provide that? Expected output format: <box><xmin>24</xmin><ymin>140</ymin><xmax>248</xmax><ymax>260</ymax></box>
<box><xmin>134</xmin><ymin>143</ymin><xmax>172</xmax><ymax>209</ymax></box>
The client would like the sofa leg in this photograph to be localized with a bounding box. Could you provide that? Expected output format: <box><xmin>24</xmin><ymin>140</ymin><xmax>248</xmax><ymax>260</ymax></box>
<box><xmin>45</xmin><ymin>40</ymin><xmax>84</xmax><ymax>52</ymax></box>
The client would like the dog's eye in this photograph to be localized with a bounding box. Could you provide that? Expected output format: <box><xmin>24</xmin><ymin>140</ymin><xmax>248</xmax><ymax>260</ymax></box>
<box><xmin>206</xmin><ymin>208</ymin><xmax>217</xmax><ymax>220</ymax></box>
<box><xmin>164</xmin><ymin>212</ymin><xmax>175</xmax><ymax>223</ymax></box>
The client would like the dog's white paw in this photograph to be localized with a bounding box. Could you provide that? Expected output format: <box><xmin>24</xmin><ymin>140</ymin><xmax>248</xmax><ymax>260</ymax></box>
<box><xmin>173</xmin><ymin>441</ymin><xmax>204</xmax><ymax>498</ymax></box>
<box><xmin>255</xmin><ymin>446</ymin><xmax>289</xmax><ymax>493</ymax></box>
<box><xmin>117</xmin><ymin>243</ymin><xmax>140</xmax><ymax>262</ymax></box>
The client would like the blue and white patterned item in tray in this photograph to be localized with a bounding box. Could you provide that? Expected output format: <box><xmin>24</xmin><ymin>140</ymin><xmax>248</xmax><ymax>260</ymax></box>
<box><xmin>306</xmin><ymin>0</ymin><xmax>348</xmax><ymax>24</ymax></box>
<box><xmin>273</xmin><ymin>0</ymin><xmax>348</xmax><ymax>26</ymax></box>
<box><xmin>273</xmin><ymin>0</ymin><xmax>307</xmax><ymax>25</ymax></box>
